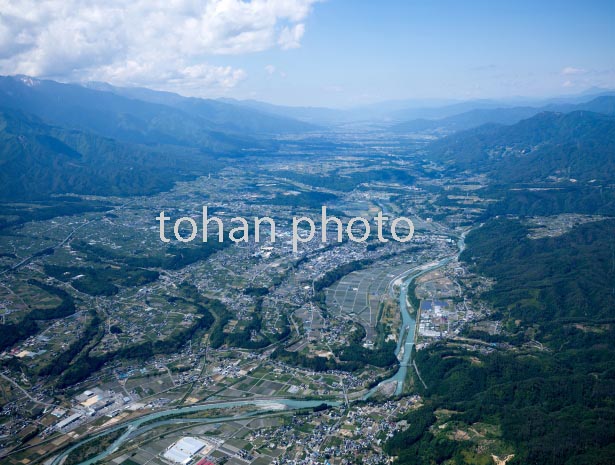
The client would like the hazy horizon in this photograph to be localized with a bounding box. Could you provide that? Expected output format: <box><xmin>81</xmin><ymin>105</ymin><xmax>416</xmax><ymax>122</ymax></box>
<box><xmin>6</xmin><ymin>73</ymin><xmax>615</xmax><ymax>112</ymax></box>
<box><xmin>1</xmin><ymin>0</ymin><xmax>613</xmax><ymax>106</ymax></box>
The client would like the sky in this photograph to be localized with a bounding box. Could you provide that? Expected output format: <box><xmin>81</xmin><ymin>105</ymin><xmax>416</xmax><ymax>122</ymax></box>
<box><xmin>0</xmin><ymin>0</ymin><xmax>614</xmax><ymax>106</ymax></box>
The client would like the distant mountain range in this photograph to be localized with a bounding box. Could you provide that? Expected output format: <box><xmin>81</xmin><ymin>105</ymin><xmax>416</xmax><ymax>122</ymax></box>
<box><xmin>391</xmin><ymin>95</ymin><xmax>615</xmax><ymax>134</ymax></box>
<box><xmin>0</xmin><ymin>107</ymin><xmax>222</xmax><ymax>200</ymax></box>
<box><xmin>221</xmin><ymin>89</ymin><xmax>615</xmax><ymax>125</ymax></box>
<box><xmin>219</xmin><ymin>98</ymin><xmax>348</xmax><ymax>125</ymax></box>
<box><xmin>426</xmin><ymin>110</ymin><xmax>615</xmax><ymax>184</ymax></box>
<box><xmin>82</xmin><ymin>81</ymin><xmax>320</xmax><ymax>135</ymax></box>
<box><xmin>1</xmin><ymin>74</ymin><xmax>613</xmax><ymax>201</ymax></box>
<box><xmin>0</xmin><ymin>76</ymin><xmax>317</xmax><ymax>147</ymax></box>
<box><xmin>0</xmin><ymin>75</ymin><xmax>319</xmax><ymax>201</ymax></box>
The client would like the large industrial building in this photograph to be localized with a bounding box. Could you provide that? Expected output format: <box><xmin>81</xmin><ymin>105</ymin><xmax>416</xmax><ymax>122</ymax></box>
<box><xmin>162</xmin><ymin>437</ymin><xmax>207</xmax><ymax>464</ymax></box>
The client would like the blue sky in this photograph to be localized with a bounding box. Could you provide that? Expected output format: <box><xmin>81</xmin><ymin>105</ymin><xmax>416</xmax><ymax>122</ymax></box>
<box><xmin>2</xmin><ymin>0</ymin><xmax>614</xmax><ymax>106</ymax></box>
<box><xmin>224</xmin><ymin>0</ymin><xmax>615</xmax><ymax>105</ymax></box>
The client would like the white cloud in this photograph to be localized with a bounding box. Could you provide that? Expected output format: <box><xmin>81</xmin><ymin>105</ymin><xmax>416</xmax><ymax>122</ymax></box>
<box><xmin>264</xmin><ymin>64</ymin><xmax>276</xmax><ymax>75</ymax></box>
<box><xmin>559</xmin><ymin>66</ymin><xmax>615</xmax><ymax>91</ymax></box>
<box><xmin>561</xmin><ymin>66</ymin><xmax>587</xmax><ymax>76</ymax></box>
<box><xmin>0</xmin><ymin>0</ymin><xmax>318</xmax><ymax>95</ymax></box>
<box><xmin>278</xmin><ymin>23</ymin><xmax>305</xmax><ymax>50</ymax></box>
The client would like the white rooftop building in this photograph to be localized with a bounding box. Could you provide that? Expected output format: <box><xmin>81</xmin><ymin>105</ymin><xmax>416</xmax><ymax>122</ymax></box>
<box><xmin>163</xmin><ymin>437</ymin><xmax>206</xmax><ymax>464</ymax></box>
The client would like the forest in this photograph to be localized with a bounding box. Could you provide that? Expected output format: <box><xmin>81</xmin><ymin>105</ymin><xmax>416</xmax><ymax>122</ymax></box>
<box><xmin>386</xmin><ymin>218</ymin><xmax>615</xmax><ymax>465</ymax></box>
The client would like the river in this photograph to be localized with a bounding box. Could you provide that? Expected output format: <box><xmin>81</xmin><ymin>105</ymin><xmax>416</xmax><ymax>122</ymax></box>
<box><xmin>363</xmin><ymin>229</ymin><xmax>467</xmax><ymax>398</ymax></box>
<box><xmin>50</xmin><ymin>231</ymin><xmax>467</xmax><ymax>465</ymax></box>
<box><xmin>50</xmin><ymin>398</ymin><xmax>340</xmax><ymax>465</ymax></box>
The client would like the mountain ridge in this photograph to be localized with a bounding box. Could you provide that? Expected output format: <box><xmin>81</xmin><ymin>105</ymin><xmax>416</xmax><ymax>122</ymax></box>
<box><xmin>0</xmin><ymin>76</ymin><xmax>316</xmax><ymax>150</ymax></box>
<box><xmin>0</xmin><ymin>106</ymin><xmax>221</xmax><ymax>201</ymax></box>
<box><xmin>426</xmin><ymin>110</ymin><xmax>615</xmax><ymax>184</ymax></box>
<box><xmin>391</xmin><ymin>95</ymin><xmax>615</xmax><ymax>134</ymax></box>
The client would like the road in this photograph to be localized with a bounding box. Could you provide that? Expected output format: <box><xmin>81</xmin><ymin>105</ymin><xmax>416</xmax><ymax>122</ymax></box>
<box><xmin>48</xmin><ymin>397</ymin><xmax>341</xmax><ymax>465</ymax></box>
<box><xmin>0</xmin><ymin>372</ymin><xmax>55</xmax><ymax>408</ymax></box>
<box><xmin>0</xmin><ymin>200</ymin><xmax>134</xmax><ymax>277</ymax></box>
